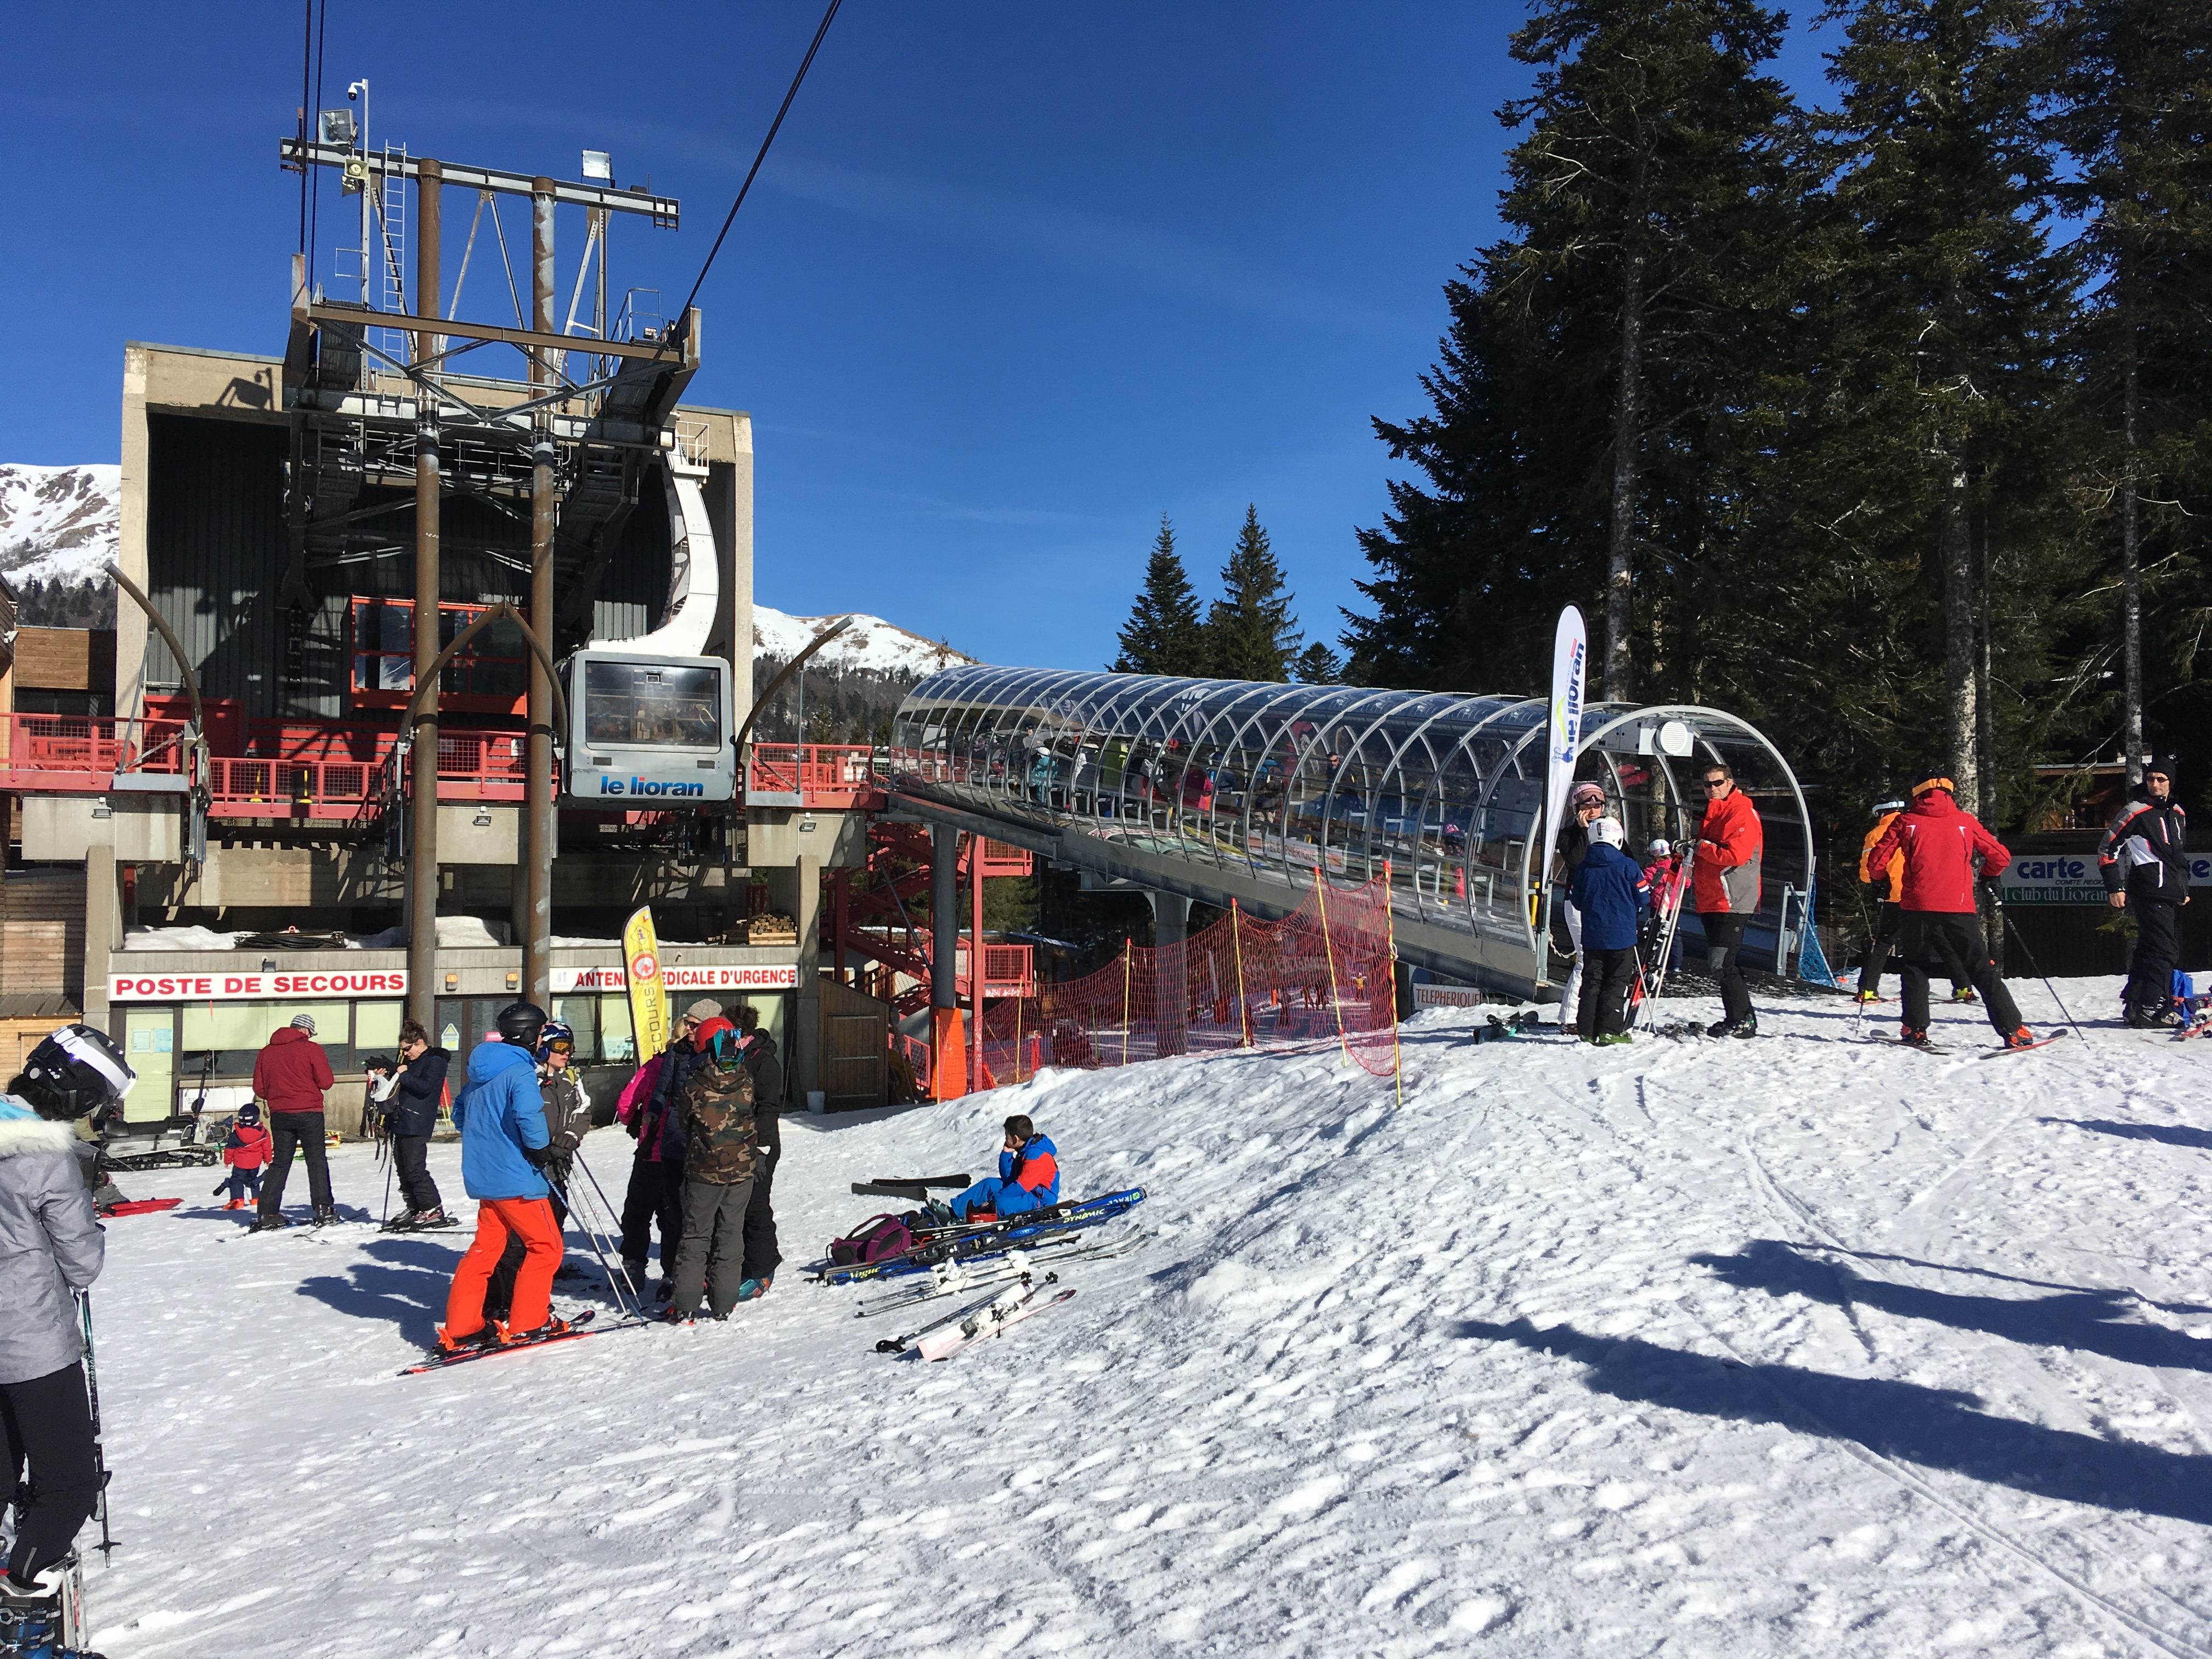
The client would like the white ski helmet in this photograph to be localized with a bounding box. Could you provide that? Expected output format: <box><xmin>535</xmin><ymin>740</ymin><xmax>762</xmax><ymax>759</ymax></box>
<box><xmin>1588</xmin><ymin>816</ymin><xmax>1626</xmax><ymax>849</ymax></box>
<box><xmin>18</xmin><ymin>1023</ymin><xmax>136</xmax><ymax>1120</ymax></box>
<box><xmin>1646</xmin><ymin>838</ymin><xmax>1672</xmax><ymax>859</ymax></box>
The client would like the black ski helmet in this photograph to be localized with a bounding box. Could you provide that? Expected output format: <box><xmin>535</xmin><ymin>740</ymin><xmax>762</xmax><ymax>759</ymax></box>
<box><xmin>495</xmin><ymin>1002</ymin><xmax>548</xmax><ymax>1047</ymax></box>
<box><xmin>18</xmin><ymin>1024</ymin><xmax>136</xmax><ymax>1121</ymax></box>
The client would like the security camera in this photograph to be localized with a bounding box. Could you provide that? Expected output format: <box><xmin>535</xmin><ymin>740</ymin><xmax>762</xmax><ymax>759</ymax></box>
<box><xmin>347</xmin><ymin>81</ymin><xmax>363</xmax><ymax>100</ymax></box>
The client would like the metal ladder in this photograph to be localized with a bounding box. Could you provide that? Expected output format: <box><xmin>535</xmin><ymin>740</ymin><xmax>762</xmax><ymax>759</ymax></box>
<box><xmin>371</xmin><ymin>141</ymin><xmax>410</xmax><ymax>369</ymax></box>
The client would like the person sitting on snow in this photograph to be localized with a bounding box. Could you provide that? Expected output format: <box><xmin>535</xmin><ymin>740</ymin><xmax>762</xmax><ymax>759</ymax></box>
<box><xmin>219</xmin><ymin>1102</ymin><xmax>270</xmax><ymax>1211</ymax></box>
<box><xmin>946</xmin><ymin>1115</ymin><xmax>1060</xmax><ymax>1221</ymax></box>
<box><xmin>1568</xmin><ymin>818</ymin><xmax>1650</xmax><ymax>1044</ymax></box>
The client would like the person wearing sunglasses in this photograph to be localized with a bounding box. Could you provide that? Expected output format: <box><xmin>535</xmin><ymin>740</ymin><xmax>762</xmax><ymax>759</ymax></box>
<box><xmin>1692</xmin><ymin>762</ymin><xmax>1764</xmax><ymax>1037</ymax></box>
<box><xmin>1549</xmin><ymin>780</ymin><xmax>1610</xmax><ymax>1027</ymax></box>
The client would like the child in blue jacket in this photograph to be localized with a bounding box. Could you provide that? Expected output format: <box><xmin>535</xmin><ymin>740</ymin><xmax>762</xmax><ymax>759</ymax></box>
<box><xmin>1567</xmin><ymin>818</ymin><xmax>1651</xmax><ymax>1043</ymax></box>
<box><xmin>947</xmin><ymin>1115</ymin><xmax>1060</xmax><ymax>1220</ymax></box>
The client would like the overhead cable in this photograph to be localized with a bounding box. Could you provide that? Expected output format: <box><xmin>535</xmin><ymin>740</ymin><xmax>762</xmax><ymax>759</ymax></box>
<box><xmin>663</xmin><ymin>0</ymin><xmax>843</xmax><ymax>351</ymax></box>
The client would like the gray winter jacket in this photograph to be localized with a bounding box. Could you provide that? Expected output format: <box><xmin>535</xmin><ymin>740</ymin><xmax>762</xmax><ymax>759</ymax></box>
<box><xmin>0</xmin><ymin>1096</ymin><xmax>104</xmax><ymax>1384</ymax></box>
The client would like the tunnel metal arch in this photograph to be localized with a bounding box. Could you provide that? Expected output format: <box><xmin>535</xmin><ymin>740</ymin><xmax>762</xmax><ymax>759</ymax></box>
<box><xmin>887</xmin><ymin>667</ymin><xmax>1816</xmax><ymax>992</ymax></box>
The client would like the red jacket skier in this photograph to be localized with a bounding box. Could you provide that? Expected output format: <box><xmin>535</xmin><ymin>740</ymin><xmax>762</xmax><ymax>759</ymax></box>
<box><xmin>1690</xmin><ymin>763</ymin><xmax>1764</xmax><ymax>1037</ymax></box>
<box><xmin>220</xmin><ymin>1103</ymin><xmax>270</xmax><ymax>1210</ymax></box>
<box><xmin>1861</xmin><ymin>773</ymin><xmax>2032</xmax><ymax>1048</ymax></box>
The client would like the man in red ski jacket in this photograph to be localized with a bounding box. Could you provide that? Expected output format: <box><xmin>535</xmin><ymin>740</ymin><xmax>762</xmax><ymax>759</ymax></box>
<box><xmin>1692</xmin><ymin>761</ymin><xmax>1764</xmax><ymax>1037</ymax></box>
<box><xmin>249</xmin><ymin>1014</ymin><xmax>337</xmax><ymax>1229</ymax></box>
<box><xmin>1861</xmin><ymin>771</ymin><xmax>2033</xmax><ymax>1048</ymax></box>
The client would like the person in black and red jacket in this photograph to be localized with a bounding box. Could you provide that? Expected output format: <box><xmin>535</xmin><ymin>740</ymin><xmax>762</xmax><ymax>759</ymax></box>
<box><xmin>1863</xmin><ymin>770</ymin><xmax>2033</xmax><ymax>1049</ymax></box>
<box><xmin>2100</xmin><ymin>756</ymin><xmax>2190</xmax><ymax>1027</ymax></box>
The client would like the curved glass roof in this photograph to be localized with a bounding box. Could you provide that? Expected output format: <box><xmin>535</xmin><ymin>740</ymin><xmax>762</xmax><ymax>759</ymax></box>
<box><xmin>889</xmin><ymin>666</ymin><xmax>1814</xmax><ymax>961</ymax></box>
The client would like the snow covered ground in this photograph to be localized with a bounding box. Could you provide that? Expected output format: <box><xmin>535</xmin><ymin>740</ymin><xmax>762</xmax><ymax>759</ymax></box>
<box><xmin>67</xmin><ymin>976</ymin><xmax>2212</xmax><ymax>1657</ymax></box>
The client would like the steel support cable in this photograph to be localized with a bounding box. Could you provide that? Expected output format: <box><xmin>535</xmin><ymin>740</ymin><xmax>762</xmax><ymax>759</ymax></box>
<box><xmin>663</xmin><ymin>0</ymin><xmax>843</xmax><ymax>351</ymax></box>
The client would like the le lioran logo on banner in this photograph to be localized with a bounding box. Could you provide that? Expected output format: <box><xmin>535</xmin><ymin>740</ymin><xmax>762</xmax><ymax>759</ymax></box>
<box><xmin>623</xmin><ymin>906</ymin><xmax>670</xmax><ymax>1062</ymax></box>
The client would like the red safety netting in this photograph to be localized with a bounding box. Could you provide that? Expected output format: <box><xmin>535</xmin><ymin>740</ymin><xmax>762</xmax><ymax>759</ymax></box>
<box><xmin>977</xmin><ymin>872</ymin><xmax>1402</xmax><ymax>1086</ymax></box>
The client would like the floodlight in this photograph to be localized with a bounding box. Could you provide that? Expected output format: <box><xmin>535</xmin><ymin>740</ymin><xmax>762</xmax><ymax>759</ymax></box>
<box><xmin>582</xmin><ymin>150</ymin><xmax>613</xmax><ymax>182</ymax></box>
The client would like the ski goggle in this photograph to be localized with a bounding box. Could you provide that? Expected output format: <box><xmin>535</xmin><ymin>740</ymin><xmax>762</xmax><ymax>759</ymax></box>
<box><xmin>545</xmin><ymin>1038</ymin><xmax>574</xmax><ymax>1056</ymax></box>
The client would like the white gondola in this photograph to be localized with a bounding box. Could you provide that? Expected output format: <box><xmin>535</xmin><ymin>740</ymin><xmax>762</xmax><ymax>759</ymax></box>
<box><xmin>558</xmin><ymin>454</ymin><xmax>736</xmax><ymax>803</ymax></box>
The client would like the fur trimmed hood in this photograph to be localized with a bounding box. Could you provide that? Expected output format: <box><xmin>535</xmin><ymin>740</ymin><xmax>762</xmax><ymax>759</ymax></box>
<box><xmin>0</xmin><ymin>1096</ymin><xmax>76</xmax><ymax>1158</ymax></box>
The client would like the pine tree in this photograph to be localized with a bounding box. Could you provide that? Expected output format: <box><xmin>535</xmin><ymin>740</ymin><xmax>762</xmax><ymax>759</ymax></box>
<box><xmin>1206</xmin><ymin>507</ymin><xmax>1302</xmax><ymax>682</ymax></box>
<box><xmin>2038</xmin><ymin>0</ymin><xmax>2212</xmax><ymax>781</ymax></box>
<box><xmin>1345</xmin><ymin>0</ymin><xmax>1802</xmax><ymax>700</ymax></box>
<box><xmin>1813</xmin><ymin>0</ymin><xmax>2076</xmax><ymax>811</ymax></box>
<box><xmin>1110</xmin><ymin>515</ymin><xmax>1209</xmax><ymax>676</ymax></box>
<box><xmin>1291</xmin><ymin>642</ymin><xmax>1344</xmax><ymax>685</ymax></box>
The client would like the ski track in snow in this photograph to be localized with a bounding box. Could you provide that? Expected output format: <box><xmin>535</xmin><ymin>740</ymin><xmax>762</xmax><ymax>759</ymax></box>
<box><xmin>63</xmin><ymin>976</ymin><xmax>2212</xmax><ymax>1657</ymax></box>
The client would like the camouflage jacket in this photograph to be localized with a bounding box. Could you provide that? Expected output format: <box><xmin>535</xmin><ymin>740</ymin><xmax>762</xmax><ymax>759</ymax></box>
<box><xmin>679</xmin><ymin>1051</ymin><xmax>758</xmax><ymax>1185</ymax></box>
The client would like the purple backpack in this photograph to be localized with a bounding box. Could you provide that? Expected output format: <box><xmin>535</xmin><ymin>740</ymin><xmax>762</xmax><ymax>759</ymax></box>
<box><xmin>830</xmin><ymin>1214</ymin><xmax>912</xmax><ymax>1268</ymax></box>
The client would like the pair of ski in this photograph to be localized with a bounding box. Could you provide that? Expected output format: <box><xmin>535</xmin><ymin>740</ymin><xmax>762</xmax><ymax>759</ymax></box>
<box><xmin>876</xmin><ymin>1274</ymin><xmax>1078</xmax><ymax>1359</ymax></box>
<box><xmin>852</xmin><ymin>1226</ymin><xmax>1149</xmax><ymax>1319</ymax></box>
<box><xmin>1885</xmin><ymin>1028</ymin><xmax>2071</xmax><ymax>1059</ymax></box>
<box><xmin>397</xmin><ymin>1308</ymin><xmax>650</xmax><ymax>1374</ymax></box>
<box><xmin>814</xmin><ymin>1188</ymin><xmax>1148</xmax><ymax>1286</ymax></box>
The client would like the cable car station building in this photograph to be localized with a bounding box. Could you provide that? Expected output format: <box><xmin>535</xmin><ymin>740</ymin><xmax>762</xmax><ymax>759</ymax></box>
<box><xmin>0</xmin><ymin>136</ymin><xmax>876</xmax><ymax>1123</ymax></box>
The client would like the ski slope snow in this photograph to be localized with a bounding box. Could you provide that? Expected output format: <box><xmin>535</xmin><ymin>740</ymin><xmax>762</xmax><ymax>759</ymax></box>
<box><xmin>65</xmin><ymin>977</ymin><xmax>2212</xmax><ymax>1657</ymax></box>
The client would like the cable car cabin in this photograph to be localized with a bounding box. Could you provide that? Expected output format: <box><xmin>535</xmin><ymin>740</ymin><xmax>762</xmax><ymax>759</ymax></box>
<box><xmin>560</xmin><ymin>650</ymin><xmax>735</xmax><ymax>803</ymax></box>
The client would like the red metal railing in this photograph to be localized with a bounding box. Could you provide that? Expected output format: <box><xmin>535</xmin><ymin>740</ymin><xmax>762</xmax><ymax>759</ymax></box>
<box><xmin>0</xmin><ymin>713</ymin><xmax>544</xmax><ymax>820</ymax></box>
<box><xmin>747</xmin><ymin>744</ymin><xmax>882</xmax><ymax>808</ymax></box>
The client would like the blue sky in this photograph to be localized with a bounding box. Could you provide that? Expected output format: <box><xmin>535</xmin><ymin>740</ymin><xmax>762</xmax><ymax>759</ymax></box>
<box><xmin>0</xmin><ymin>2</ymin><xmax>1839</xmax><ymax>674</ymax></box>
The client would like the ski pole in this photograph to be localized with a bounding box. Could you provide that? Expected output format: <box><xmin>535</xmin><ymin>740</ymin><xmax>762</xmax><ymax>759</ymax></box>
<box><xmin>75</xmin><ymin>1290</ymin><xmax>116</xmax><ymax>1560</ymax></box>
<box><xmin>571</xmin><ymin>1152</ymin><xmax>644</xmax><ymax>1316</ymax></box>
<box><xmin>1999</xmin><ymin>903</ymin><xmax>2087</xmax><ymax>1041</ymax></box>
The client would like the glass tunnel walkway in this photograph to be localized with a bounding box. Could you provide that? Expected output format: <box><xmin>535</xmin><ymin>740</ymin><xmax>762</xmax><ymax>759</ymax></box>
<box><xmin>886</xmin><ymin>665</ymin><xmax>1819</xmax><ymax>998</ymax></box>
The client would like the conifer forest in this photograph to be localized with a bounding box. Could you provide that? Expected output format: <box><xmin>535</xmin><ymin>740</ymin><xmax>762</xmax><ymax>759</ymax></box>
<box><xmin>1112</xmin><ymin>0</ymin><xmax>2211</xmax><ymax>875</ymax></box>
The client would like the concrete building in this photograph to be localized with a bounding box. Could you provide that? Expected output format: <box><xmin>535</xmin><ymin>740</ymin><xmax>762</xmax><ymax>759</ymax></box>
<box><xmin>0</xmin><ymin>330</ymin><xmax>879</xmax><ymax>1127</ymax></box>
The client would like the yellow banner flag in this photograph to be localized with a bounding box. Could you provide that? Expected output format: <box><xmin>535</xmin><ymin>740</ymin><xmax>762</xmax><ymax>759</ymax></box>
<box><xmin>623</xmin><ymin>905</ymin><xmax>669</xmax><ymax>1065</ymax></box>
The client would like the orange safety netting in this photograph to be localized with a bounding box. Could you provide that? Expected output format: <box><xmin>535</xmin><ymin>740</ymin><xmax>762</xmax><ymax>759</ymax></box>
<box><xmin>977</xmin><ymin>871</ymin><xmax>1402</xmax><ymax>1086</ymax></box>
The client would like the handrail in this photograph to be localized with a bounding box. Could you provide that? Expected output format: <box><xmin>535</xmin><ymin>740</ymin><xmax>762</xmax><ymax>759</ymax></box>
<box><xmin>399</xmin><ymin>600</ymin><xmax>568</xmax><ymax>742</ymax></box>
<box><xmin>106</xmin><ymin>562</ymin><xmax>204</xmax><ymax>736</ymax></box>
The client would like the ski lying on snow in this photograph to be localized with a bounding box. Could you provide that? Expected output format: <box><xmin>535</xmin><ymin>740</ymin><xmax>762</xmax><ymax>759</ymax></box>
<box><xmin>917</xmin><ymin>1287</ymin><xmax>1077</xmax><ymax>1361</ymax></box>
<box><xmin>853</xmin><ymin>1227</ymin><xmax>1149</xmax><ymax>1319</ymax></box>
<box><xmin>99</xmin><ymin>1198</ymin><xmax>182</xmax><ymax>1217</ymax></box>
<box><xmin>399</xmin><ymin>1310</ymin><xmax>646</xmax><ymax>1374</ymax></box>
<box><xmin>1978</xmin><ymin>1028</ymin><xmax>2071</xmax><ymax>1059</ymax></box>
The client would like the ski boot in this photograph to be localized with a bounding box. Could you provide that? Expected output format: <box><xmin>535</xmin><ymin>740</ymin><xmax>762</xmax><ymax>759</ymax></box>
<box><xmin>433</xmin><ymin>1323</ymin><xmax>500</xmax><ymax>1356</ymax></box>
<box><xmin>0</xmin><ymin>1558</ymin><xmax>103</xmax><ymax>1659</ymax></box>
<box><xmin>1900</xmin><ymin>1025</ymin><xmax>1936</xmax><ymax>1049</ymax></box>
<box><xmin>222</xmin><ymin>1198</ymin><xmax>245</xmax><ymax>1211</ymax></box>
<box><xmin>1949</xmin><ymin>986</ymin><xmax>1979</xmax><ymax>1004</ymax></box>
<box><xmin>497</xmin><ymin>1314</ymin><xmax>577</xmax><ymax>1346</ymax></box>
<box><xmin>736</xmin><ymin>1276</ymin><xmax>774</xmax><ymax>1302</ymax></box>
<box><xmin>2002</xmin><ymin>1026</ymin><xmax>2039</xmax><ymax>1050</ymax></box>
<box><xmin>247</xmin><ymin>1212</ymin><xmax>292</xmax><ymax>1232</ymax></box>
<box><xmin>1593</xmin><ymin>1031</ymin><xmax>1634</xmax><ymax>1047</ymax></box>
<box><xmin>1854</xmin><ymin>989</ymin><xmax>1882</xmax><ymax>1005</ymax></box>
<box><xmin>312</xmin><ymin>1205</ymin><xmax>337</xmax><ymax>1228</ymax></box>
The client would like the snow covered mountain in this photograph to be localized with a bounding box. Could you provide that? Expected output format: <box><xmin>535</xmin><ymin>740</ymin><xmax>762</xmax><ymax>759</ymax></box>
<box><xmin>753</xmin><ymin>603</ymin><xmax>973</xmax><ymax>678</ymax></box>
<box><xmin>0</xmin><ymin>463</ymin><xmax>119</xmax><ymax>586</ymax></box>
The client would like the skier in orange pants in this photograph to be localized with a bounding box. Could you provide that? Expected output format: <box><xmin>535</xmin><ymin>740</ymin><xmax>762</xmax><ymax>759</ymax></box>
<box><xmin>445</xmin><ymin>1197</ymin><xmax>565</xmax><ymax>1339</ymax></box>
<box><xmin>437</xmin><ymin>1003</ymin><xmax>571</xmax><ymax>1351</ymax></box>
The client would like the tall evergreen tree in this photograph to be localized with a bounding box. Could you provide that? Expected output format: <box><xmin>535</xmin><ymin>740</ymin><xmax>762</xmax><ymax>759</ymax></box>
<box><xmin>1345</xmin><ymin>0</ymin><xmax>1801</xmax><ymax>701</ymax></box>
<box><xmin>1207</xmin><ymin>507</ymin><xmax>1302</xmax><ymax>682</ymax></box>
<box><xmin>1501</xmin><ymin>0</ymin><xmax>1798</xmax><ymax>701</ymax></box>
<box><xmin>2039</xmin><ymin>0</ymin><xmax>2212</xmax><ymax>781</ymax></box>
<box><xmin>1812</xmin><ymin>0</ymin><xmax>2075</xmax><ymax>810</ymax></box>
<box><xmin>1111</xmin><ymin>515</ymin><xmax>1209</xmax><ymax>676</ymax></box>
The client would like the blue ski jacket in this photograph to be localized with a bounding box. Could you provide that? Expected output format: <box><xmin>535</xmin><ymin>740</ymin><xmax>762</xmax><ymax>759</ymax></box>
<box><xmin>1569</xmin><ymin>843</ymin><xmax>1651</xmax><ymax>952</ymax></box>
<box><xmin>450</xmin><ymin>1041</ymin><xmax>550</xmax><ymax>1202</ymax></box>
